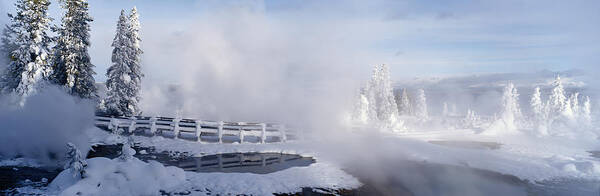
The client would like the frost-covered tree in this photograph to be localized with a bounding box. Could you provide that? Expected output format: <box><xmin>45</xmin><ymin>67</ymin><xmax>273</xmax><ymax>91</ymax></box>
<box><xmin>396</xmin><ymin>88</ymin><xmax>412</xmax><ymax>115</ymax></box>
<box><xmin>364</xmin><ymin>64</ymin><xmax>401</xmax><ymax>129</ymax></box>
<box><xmin>582</xmin><ymin>96</ymin><xmax>592</xmax><ymax>123</ymax></box>
<box><xmin>569</xmin><ymin>92</ymin><xmax>580</xmax><ymax>116</ymax></box>
<box><xmin>496</xmin><ymin>82</ymin><xmax>522</xmax><ymax>131</ymax></box>
<box><xmin>463</xmin><ymin>108</ymin><xmax>480</xmax><ymax>128</ymax></box>
<box><xmin>442</xmin><ymin>102</ymin><xmax>449</xmax><ymax>117</ymax></box>
<box><xmin>530</xmin><ymin>86</ymin><xmax>549</xmax><ymax>134</ymax></box>
<box><xmin>549</xmin><ymin>75</ymin><xmax>573</xmax><ymax>118</ymax></box>
<box><xmin>51</xmin><ymin>0</ymin><xmax>97</xmax><ymax>99</ymax></box>
<box><xmin>0</xmin><ymin>24</ymin><xmax>18</xmax><ymax>66</ymax></box>
<box><xmin>127</xmin><ymin>6</ymin><xmax>143</xmax><ymax>107</ymax></box>
<box><xmin>64</xmin><ymin>142</ymin><xmax>87</xmax><ymax>178</ymax></box>
<box><xmin>104</xmin><ymin>9</ymin><xmax>143</xmax><ymax>116</ymax></box>
<box><xmin>530</xmin><ymin>87</ymin><xmax>544</xmax><ymax>117</ymax></box>
<box><xmin>351</xmin><ymin>89</ymin><xmax>370</xmax><ymax>125</ymax></box>
<box><xmin>1</xmin><ymin>0</ymin><xmax>53</xmax><ymax>105</ymax></box>
<box><xmin>414</xmin><ymin>89</ymin><xmax>428</xmax><ymax>120</ymax></box>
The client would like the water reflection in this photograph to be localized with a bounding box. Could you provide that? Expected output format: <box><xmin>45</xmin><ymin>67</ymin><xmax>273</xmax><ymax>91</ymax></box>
<box><xmin>177</xmin><ymin>153</ymin><xmax>315</xmax><ymax>174</ymax></box>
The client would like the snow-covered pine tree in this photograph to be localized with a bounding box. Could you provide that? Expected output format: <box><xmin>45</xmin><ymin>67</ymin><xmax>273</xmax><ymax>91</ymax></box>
<box><xmin>414</xmin><ymin>89</ymin><xmax>428</xmax><ymax>120</ymax></box>
<box><xmin>549</xmin><ymin>75</ymin><xmax>573</xmax><ymax>118</ymax></box>
<box><xmin>364</xmin><ymin>64</ymin><xmax>402</xmax><ymax>129</ymax></box>
<box><xmin>65</xmin><ymin>142</ymin><xmax>87</xmax><ymax>178</ymax></box>
<box><xmin>530</xmin><ymin>86</ymin><xmax>548</xmax><ymax>134</ymax></box>
<box><xmin>569</xmin><ymin>92</ymin><xmax>580</xmax><ymax>116</ymax></box>
<box><xmin>582</xmin><ymin>96</ymin><xmax>592</xmax><ymax>123</ymax></box>
<box><xmin>51</xmin><ymin>0</ymin><xmax>97</xmax><ymax>99</ymax></box>
<box><xmin>397</xmin><ymin>88</ymin><xmax>412</xmax><ymax>115</ymax></box>
<box><xmin>127</xmin><ymin>6</ymin><xmax>143</xmax><ymax>110</ymax></box>
<box><xmin>463</xmin><ymin>108</ymin><xmax>480</xmax><ymax>128</ymax></box>
<box><xmin>365</xmin><ymin>64</ymin><xmax>381</xmax><ymax>122</ymax></box>
<box><xmin>0</xmin><ymin>24</ymin><xmax>18</xmax><ymax>66</ymax></box>
<box><xmin>1</xmin><ymin>0</ymin><xmax>53</xmax><ymax>105</ymax></box>
<box><xmin>498</xmin><ymin>82</ymin><xmax>522</xmax><ymax>131</ymax></box>
<box><xmin>104</xmin><ymin>10</ymin><xmax>141</xmax><ymax>116</ymax></box>
<box><xmin>351</xmin><ymin>89</ymin><xmax>370</xmax><ymax>125</ymax></box>
<box><xmin>442</xmin><ymin>102</ymin><xmax>449</xmax><ymax>117</ymax></box>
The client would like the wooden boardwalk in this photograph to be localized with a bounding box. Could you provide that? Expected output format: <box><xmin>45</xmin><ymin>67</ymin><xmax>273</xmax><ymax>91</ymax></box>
<box><xmin>94</xmin><ymin>115</ymin><xmax>299</xmax><ymax>143</ymax></box>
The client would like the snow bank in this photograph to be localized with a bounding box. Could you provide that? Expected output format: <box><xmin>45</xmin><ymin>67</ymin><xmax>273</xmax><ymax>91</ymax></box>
<box><xmin>49</xmin><ymin>156</ymin><xmax>185</xmax><ymax>196</ymax></box>
<box><xmin>166</xmin><ymin>162</ymin><xmax>360</xmax><ymax>195</ymax></box>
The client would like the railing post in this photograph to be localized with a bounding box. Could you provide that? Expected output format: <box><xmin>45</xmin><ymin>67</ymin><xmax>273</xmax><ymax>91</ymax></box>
<box><xmin>128</xmin><ymin>117</ymin><xmax>136</xmax><ymax>133</ymax></box>
<box><xmin>217</xmin><ymin>154</ymin><xmax>223</xmax><ymax>170</ymax></box>
<box><xmin>279</xmin><ymin>153</ymin><xmax>284</xmax><ymax>163</ymax></box>
<box><xmin>260</xmin><ymin>123</ymin><xmax>266</xmax><ymax>144</ymax></box>
<box><xmin>195</xmin><ymin>120</ymin><xmax>202</xmax><ymax>142</ymax></box>
<box><xmin>173</xmin><ymin>118</ymin><xmax>180</xmax><ymax>139</ymax></box>
<box><xmin>279</xmin><ymin>125</ymin><xmax>287</xmax><ymax>142</ymax></box>
<box><xmin>195</xmin><ymin>158</ymin><xmax>202</xmax><ymax>172</ymax></box>
<box><xmin>149</xmin><ymin>117</ymin><xmax>157</xmax><ymax>135</ymax></box>
<box><xmin>218</xmin><ymin>121</ymin><xmax>224</xmax><ymax>143</ymax></box>
<box><xmin>110</xmin><ymin>118</ymin><xmax>118</xmax><ymax>134</ymax></box>
<box><xmin>239</xmin><ymin>153</ymin><xmax>244</xmax><ymax>165</ymax></box>
<box><xmin>261</xmin><ymin>154</ymin><xmax>266</xmax><ymax>167</ymax></box>
<box><xmin>238</xmin><ymin>125</ymin><xmax>244</xmax><ymax>143</ymax></box>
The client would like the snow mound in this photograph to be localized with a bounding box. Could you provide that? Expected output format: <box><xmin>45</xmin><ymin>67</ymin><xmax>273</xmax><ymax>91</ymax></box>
<box><xmin>49</xmin><ymin>157</ymin><xmax>185</xmax><ymax>195</ymax></box>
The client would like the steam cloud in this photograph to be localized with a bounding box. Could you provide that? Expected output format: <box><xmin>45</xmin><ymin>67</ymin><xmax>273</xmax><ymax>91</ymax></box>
<box><xmin>0</xmin><ymin>87</ymin><xmax>95</xmax><ymax>166</ymax></box>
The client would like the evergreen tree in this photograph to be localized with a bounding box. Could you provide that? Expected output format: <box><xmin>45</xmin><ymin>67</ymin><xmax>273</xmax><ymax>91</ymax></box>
<box><xmin>105</xmin><ymin>10</ymin><xmax>132</xmax><ymax>116</ymax></box>
<box><xmin>397</xmin><ymin>88</ymin><xmax>411</xmax><ymax>115</ymax></box>
<box><xmin>0</xmin><ymin>24</ymin><xmax>18</xmax><ymax>66</ymax></box>
<box><xmin>499</xmin><ymin>82</ymin><xmax>522</xmax><ymax>131</ymax></box>
<box><xmin>1</xmin><ymin>0</ymin><xmax>53</xmax><ymax>105</ymax></box>
<box><xmin>414</xmin><ymin>89</ymin><xmax>428</xmax><ymax>120</ymax></box>
<box><xmin>51</xmin><ymin>0</ymin><xmax>97</xmax><ymax>99</ymax></box>
<box><xmin>530</xmin><ymin>87</ymin><xmax>545</xmax><ymax>119</ymax></box>
<box><xmin>104</xmin><ymin>9</ymin><xmax>143</xmax><ymax>116</ymax></box>
<box><xmin>351</xmin><ymin>89</ymin><xmax>370</xmax><ymax>125</ymax></box>
<box><xmin>127</xmin><ymin>6</ymin><xmax>143</xmax><ymax>111</ymax></box>
<box><xmin>530</xmin><ymin>86</ymin><xmax>548</xmax><ymax>134</ymax></box>
<box><xmin>569</xmin><ymin>92</ymin><xmax>580</xmax><ymax>116</ymax></box>
<box><xmin>582</xmin><ymin>96</ymin><xmax>592</xmax><ymax>123</ymax></box>
<box><xmin>549</xmin><ymin>75</ymin><xmax>572</xmax><ymax>118</ymax></box>
<box><xmin>365</xmin><ymin>64</ymin><xmax>401</xmax><ymax>128</ymax></box>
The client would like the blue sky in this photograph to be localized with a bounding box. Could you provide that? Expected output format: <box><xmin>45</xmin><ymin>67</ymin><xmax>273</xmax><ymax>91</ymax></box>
<box><xmin>1</xmin><ymin>0</ymin><xmax>599</xmax><ymax>82</ymax></box>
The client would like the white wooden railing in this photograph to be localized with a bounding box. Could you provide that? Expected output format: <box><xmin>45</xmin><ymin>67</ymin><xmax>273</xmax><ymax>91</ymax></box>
<box><xmin>94</xmin><ymin>115</ymin><xmax>298</xmax><ymax>143</ymax></box>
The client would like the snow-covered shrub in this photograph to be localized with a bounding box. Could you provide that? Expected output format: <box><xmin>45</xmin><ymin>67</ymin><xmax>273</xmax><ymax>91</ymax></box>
<box><xmin>49</xmin><ymin>156</ymin><xmax>185</xmax><ymax>195</ymax></box>
<box><xmin>119</xmin><ymin>137</ymin><xmax>136</xmax><ymax>161</ymax></box>
<box><xmin>64</xmin><ymin>143</ymin><xmax>87</xmax><ymax>178</ymax></box>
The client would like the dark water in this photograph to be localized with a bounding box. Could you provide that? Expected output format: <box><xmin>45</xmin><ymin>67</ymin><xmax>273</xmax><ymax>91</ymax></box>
<box><xmin>171</xmin><ymin>152</ymin><xmax>315</xmax><ymax>174</ymax></box>
<box><xmin>428</xmin><ymin>140</ymin><xmax>502</xmax><ymax>150</ymax></box>
<box><xmin>88</xmin><ymin>144</ymin><xmax>315</xmax><ymax>174</ymax></box>
<box><xmin>4</xmin><ymin>144</ymin><xmax>600</xmax><ymax>195</ymax></box>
